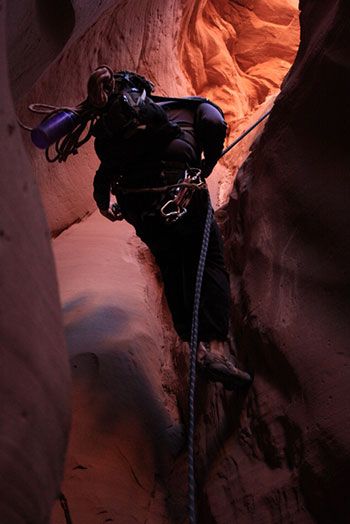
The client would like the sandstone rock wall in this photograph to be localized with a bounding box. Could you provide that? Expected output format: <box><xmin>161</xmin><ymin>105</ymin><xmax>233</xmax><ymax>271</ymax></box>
<box><xmin>180</xmin><ymin>0</ymin><xmax>299</xmax><ymax>205</ymax></box>
<box><xmin>7</xmin><ymin>0</ymin><xmax>343</xmax><ymax>523</ymax></box>
<box><xmin>7</xmin><ymin>0</ymin><xmax>120</xmax><ymax>100</ymax></box>
<box><xmin>0</xmin><ymin>3</ymin><xmax>71</xmax><ymax>523</ymax></box>
<box><xmin>180</xmin><ymin>0</ymin><xmax>298</xmax><ymax>121</ymax></box>
<box><xmin>51</xmin><ymin>215</ymin><xmax>183</xmax><ymax>524</ymax></box>
<box><xmin>219</xmin><ymin>1</ymin><xmax>350</xmax><ymax>522</ymax></box>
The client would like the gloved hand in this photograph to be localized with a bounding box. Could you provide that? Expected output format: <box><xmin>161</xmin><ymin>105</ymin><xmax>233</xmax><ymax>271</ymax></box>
<box><xmin>200</xmin><ymin>158</ymin><xmax>215</xmax><ymax>179</ymax></box>
<box><xmin>99</xmin><ymin>203</ymin><xmax>124</xmax><ymax>222</ymax></box>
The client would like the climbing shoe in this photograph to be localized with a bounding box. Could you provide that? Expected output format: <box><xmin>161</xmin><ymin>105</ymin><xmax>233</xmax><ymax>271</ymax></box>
<box><xmin>197</xmin><ymin>343</ymin><xmax>252</xmax><ymax>390</ymax></box>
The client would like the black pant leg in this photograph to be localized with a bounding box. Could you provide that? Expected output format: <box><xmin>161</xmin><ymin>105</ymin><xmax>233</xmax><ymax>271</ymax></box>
<box><xmin>197</xmin><ymin>219</ymin><xmax>230</xmax><ymax>342</ymax></box>
<box><xmin>131</xmin><ymin>189</ymin><xmax>230</xmax><ymax>342</ymax></box>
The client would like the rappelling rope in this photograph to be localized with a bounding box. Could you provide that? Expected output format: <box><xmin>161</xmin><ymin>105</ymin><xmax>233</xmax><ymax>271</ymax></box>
<box><xmin>187</xmin><ymin>107</ymin><xmax>271</xmax><ymax>524</ymax></box>
<box><xmin>220</xmin><ymin>109</ymin><xmax>271</xmax><ymax>158</ymax></box>
<box><xmin>188</xmin><ymin>193</ymin><xmax>213</xmax><ymax>524</ymax></box>
<box><xmin>59</xmin><ymin>492</ymin><xmax>73</xmax><ymax>524</ymax></box>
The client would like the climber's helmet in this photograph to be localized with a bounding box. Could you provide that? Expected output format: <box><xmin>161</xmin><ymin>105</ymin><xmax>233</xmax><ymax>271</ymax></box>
<box><xmin>88</xmin><ymin>67</ymin><xmax>158</xmax><ymax>137</ymax></box>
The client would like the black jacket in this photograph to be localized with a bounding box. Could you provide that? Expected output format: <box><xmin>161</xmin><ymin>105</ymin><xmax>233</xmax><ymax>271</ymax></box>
<box><xmin>93</xmin><ymin>96</ymin><xmax>227</xmax><ymax>211</ymax></box>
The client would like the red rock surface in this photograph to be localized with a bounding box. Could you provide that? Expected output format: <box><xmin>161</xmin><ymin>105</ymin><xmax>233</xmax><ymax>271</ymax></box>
<box><xmin>9</xmin><ymin>0</ymin><xmax>350</xmax><ymax>523</ymax></box>
<box><xmin>0</xmin><ymin>3</ymin><xmax>71</xmax><ymax>523</ymax></box>
<box><xmin>7</xmin><ymin>0</ymin><xmax>121</xmax><ymax>100</ymax></box>
<box><xmin>220</xmin><ymin>1</ymin><xmax>350</xmax><ymax>522</ymax></box>
<box><xmin>50</xmin><ymin>216</ymin><xmax>183</xmax><ymax>523</ymax></box>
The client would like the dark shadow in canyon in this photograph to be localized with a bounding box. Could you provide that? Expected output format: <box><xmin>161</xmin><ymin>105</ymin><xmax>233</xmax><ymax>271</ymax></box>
<box><xmin>36</xmin><ymin>0</ymin><xmax>75</xmax><ymax>49</ymax></box>
<box><xmin>64</xmin><ymin>299</ymin><xmax>188</xmax><ymax>523</ymax></box>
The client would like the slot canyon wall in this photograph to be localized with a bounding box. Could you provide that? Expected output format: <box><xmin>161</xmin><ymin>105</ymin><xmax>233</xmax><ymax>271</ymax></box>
<box><xmin>1</xmin><ymin>1</ymin><xmax>349</xmax><ymax>524</ymax></box>
<box><xmin>0</xmin><ymin>4</ymin><xmax>71</xmax><ymax>524</ymax></box>
<box><xmin>220</xmin><ymin>1</ymin><xmax>350</xmax><ymax>522</ymax></box>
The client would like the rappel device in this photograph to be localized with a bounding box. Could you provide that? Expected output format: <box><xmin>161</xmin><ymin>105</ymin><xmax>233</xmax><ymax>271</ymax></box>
<box><xmin>160</xmin><ymin>168</ymin><xmax>205</xmax><ymax>223</ymax></box>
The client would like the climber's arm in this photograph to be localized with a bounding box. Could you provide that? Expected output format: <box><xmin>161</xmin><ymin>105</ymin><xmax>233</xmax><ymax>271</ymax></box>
<box><xmin>93</xmin><ymin>164</ymin><xmax>123</xmax><ymax>221</ymax></box>
<box><xmin>196</xmin><ymin>102</ymin><xmax>227</xmax><ymax>178</ymax></box>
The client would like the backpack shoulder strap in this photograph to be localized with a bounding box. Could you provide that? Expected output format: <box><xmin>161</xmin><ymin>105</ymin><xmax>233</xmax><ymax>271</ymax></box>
<box><xmin>150</xmin><ymin>95</ymin><xmax>224</xmax><ymax>117</ymax></box>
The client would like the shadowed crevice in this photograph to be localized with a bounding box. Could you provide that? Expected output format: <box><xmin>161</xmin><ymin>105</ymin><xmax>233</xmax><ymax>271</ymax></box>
<box><xmin>36</xmin><ymin>0</ymin><xmax>75</xmax><ymax>48</ymax></box>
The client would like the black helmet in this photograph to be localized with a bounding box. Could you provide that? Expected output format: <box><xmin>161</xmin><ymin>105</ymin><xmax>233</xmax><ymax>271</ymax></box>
<box><xmin>113</xmin><ymin>70</ymin><xmax>154</xmax><ymax>96</ymax></box>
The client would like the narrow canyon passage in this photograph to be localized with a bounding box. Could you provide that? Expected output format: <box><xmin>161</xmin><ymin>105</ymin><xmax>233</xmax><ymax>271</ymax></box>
<box><xmin>51</xmin><ymin>214</ymin><xmax>183</xmax><ymax>523</ymax></box>
<box><xmin>51</xmin><ymin>174</ymin><xmax>236</xmax><ymax>523</ymax></box>
<box><xmin>2</xmin><ymin>1</ymin><xmax>350</xmax><ymax>524</ymax></box>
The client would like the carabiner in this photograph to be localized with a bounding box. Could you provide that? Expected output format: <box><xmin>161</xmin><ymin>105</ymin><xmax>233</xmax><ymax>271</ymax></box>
<box><xmin>160</xmin><ymin>199</ymin><xmax>187</xmax><ymax>223</ymax></box>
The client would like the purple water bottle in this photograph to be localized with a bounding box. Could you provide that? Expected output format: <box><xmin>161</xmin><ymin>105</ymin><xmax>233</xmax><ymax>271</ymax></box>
<box><xmin>31</xmin><ymin>110</ymin><xmax>81</xmax><ymax>149</ymax></box>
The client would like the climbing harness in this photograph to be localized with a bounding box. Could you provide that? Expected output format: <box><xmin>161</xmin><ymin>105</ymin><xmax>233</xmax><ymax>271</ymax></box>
<box><xmin>187</xmin><ymin>107</ymin><xmax>271</xmax><ymax>524</ymax></box>
<box><xmin>110</xmin><ymin>166</ymin><xmax>206</xmax><ymax>224</ymax></box>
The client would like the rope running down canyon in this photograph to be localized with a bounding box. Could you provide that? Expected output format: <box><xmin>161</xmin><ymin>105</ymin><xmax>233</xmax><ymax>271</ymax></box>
<box><xmin>187</xmin><ymin>107</ymin><xmax>271</xmax><ymax>524</ymax></box>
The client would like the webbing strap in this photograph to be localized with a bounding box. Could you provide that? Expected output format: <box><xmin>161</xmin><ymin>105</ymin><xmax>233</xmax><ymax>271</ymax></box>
<box><xmin>115</xmin><ymin>180</ymin><xmax>205</xmax><ymax>194</ymax></box>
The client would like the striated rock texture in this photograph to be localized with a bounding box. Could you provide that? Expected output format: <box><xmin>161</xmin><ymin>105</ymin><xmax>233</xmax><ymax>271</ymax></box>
<box><xmin>15</xmin><ymin>0</ymin><xmax>299</xmax><ymax>235</ymax></box>
<box><xmin>3</xmin><ymin>0</ymin><xmax>301</xmax><ymax>523</ymax></box>
<box><xmin>180</xmin><ymin>0</ymin><xmax>298</xmax><ymax>121</ymax></box>
<box><xmin>9</xmin><ymin>0</ymin><xmax>350</xmax><ymax>523</ymax></box>
<box><xmin>0</xmin><ymin>3</ymin><xmax>71</xmax><ymax>523</ymax></box>
<box><xmin>180</xmin><ymin>0</ymin><xmax>299</xmax><ymax>204</ymax></box>
<box><xmin>219</xmin><ymin>1</ymin><xmax>350</xmax><ymax>522</ymax></box>
<box><xmin>6</xmin><ymin>0</ymin><xmax>121</xmax><ymax>101</ymax></box>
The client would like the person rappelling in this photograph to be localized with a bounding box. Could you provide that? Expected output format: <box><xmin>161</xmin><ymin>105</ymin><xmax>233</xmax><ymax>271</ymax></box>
<box><xmin>27</xmin><ymin>65</ymin><xmax>252</xmax><ymax>390</ymax></box>
<box><xmin>88</xmin><ymin>66</ymin><xmax>252</xmax><ymax>389</ymax></box>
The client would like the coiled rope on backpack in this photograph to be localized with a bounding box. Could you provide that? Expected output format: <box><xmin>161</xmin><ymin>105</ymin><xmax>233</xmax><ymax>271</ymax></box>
<box><xmin>18</xmin><ymin>101</ymin><xmax>99</xmax><ymax>163</ymax></box>
<box><xmin>18</xmin><ymin>66</ymin><xmax>156</xmax><ymax>164</ymax></box>
<box><xmin>17</xmin><ymin>66</ymin><xmax>110</xmax><ymax>162</ymax></box>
